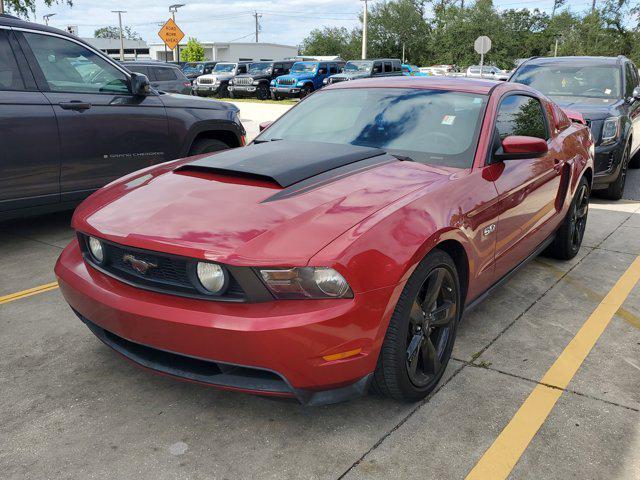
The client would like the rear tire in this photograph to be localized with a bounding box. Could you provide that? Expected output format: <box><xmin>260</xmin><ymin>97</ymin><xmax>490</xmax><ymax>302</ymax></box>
<box><xmin>372</xmin><ymin>249</ymin><xmax>461</xmax><ymax>401</ymax></box>
<box><xmin>257</xmin><ymin>84</ymin><xmax>270</xmax><ymax>100</ymax></box>
<box><xmin>188</xmin><ymin>138</ymin><xmax>230</xmax><ymax>156</ymax></box>
<box><xmin>546</xmin><ymin>176</ymin><xmax>590</xmax><ymax>260</ymax></box>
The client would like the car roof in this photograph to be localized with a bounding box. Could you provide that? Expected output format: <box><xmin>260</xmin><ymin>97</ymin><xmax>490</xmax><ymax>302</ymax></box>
<box><xmin>521</xmin><ymin>56</ymin><xmax>626</xmax><ymax>67</ymax></box>
<box><xmin>325</xmin><ymin>76</ymin><xmax>512</xmax><ymax>95</ymax></box>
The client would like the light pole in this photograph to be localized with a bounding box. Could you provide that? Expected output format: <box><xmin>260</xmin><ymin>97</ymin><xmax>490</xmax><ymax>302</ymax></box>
<box><xmin>43</xmin><ymin>13</ymin><xmax>56</xmax><ymax>26</ymax></box>
<box><xmin>111</xmin><ymin>10</ymin><xmax>127</xmax><ymax>61</ymax></box>
<box><xmin>169</xmin><ymin>4</ymin><xmax>185</xmax><ymax>61</ymax></box>
<box><xmin>361</xmin><ymin>0</ymin><xmax>368</xmax><ymax>60</ymax></box>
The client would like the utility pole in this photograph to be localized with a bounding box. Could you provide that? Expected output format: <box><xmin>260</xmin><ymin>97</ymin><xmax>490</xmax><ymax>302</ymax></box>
<box><xmin>169</xmin><ymin>4</ymin><xmax>185</xmax><ymax>61</ymax></box>
<box><xmin>402</xmin><ymin>43</ymin><xmax>405</xmax><ymax>63</ymax></box>
<box><xmin>111</xmin><ymin>10</ymin><xmax>126</xmax><ymax>61</ymax></box>
<box><xmin>43</xmin><ymin>13</ymin><xmax>56</xmax><ymax>26</ymax></box>
<box><xmin>0</xmin><ymin>0</ymin><xmax>4</xmax><ymax>15</ymax></box>
<box><xmin>253</xmin><ymin>11</ymin><xmax>262</xmax><ymax>42</ymax></box>
<box><xmin>361</xmin><ymin>0</ymin><xmax>368</xmax><ymax>60</ymax></box>
<box><xmin>554</xmin><ymin>38</ymin><xmax>559</xmax><ymax>57</ymax></box>
<box><xmin>591</xmin><ymin>0</ymin><xmax>596</xmax><ymax>13</ymax></box>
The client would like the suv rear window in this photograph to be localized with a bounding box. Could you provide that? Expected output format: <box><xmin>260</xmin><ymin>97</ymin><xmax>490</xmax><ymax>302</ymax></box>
<box><xmin>151</xmin><ymin>66</ymin><xmax>178</xmax><ymax>81</ymax></box>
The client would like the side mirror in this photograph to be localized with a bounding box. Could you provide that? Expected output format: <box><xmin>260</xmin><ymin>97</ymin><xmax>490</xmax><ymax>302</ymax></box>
<box><xmin>495</xmin><ymin>135</ymin><xmax>548</xmax><ymax>161</ymax></box>
<box><xmin>259</xmin><ymin>121</ymin><xmax>273</xmax><ymax>132</ymax></box>
<box><xmin>632</xmin><ymin>86</ymin><xmax>640</xmax><ymax>100</ymax></box>
<box><xmin>130</xmin><ymin>73</ymin><xmax>150</xmax><ymax>96</ymax></box>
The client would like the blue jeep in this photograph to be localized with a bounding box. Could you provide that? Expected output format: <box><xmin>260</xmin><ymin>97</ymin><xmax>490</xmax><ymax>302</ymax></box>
<box><xmin>270</xmin><ymin>61</ymin><xmax>342</xmax><ymax>99</ymax></box>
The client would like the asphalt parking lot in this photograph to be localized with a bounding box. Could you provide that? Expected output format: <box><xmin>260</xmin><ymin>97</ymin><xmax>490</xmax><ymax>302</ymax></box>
<box><xmin>2</xmin><ymin>104</ymin><xmax>640</xmax><ymax>479</ymax></box>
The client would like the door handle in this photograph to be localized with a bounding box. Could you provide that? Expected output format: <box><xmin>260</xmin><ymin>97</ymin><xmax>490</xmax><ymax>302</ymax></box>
<box><xmin>59</xmin><ymin>101</ymin><xmax>92</xmax><ymax>111</ymax></box>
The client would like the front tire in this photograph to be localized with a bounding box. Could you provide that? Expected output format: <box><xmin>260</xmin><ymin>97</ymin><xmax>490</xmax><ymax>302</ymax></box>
<box><xmin>189</xmin><ymin>138</ymin><xmax>230</xmax><ymax>156</ymax></box>
<box><xmin>217</xmin><ymin>84</ymin><xmax>229</xmax><ymax>98</ymax></box>
<box><xmin>373</xmin><ymin>249</ymin><xmax>461</xmax><ymax>401</ymax></box>
<box><xmin>546</xmin><ymin>176</ymin><xmax>590</xmax><ymax>260</ymax></box>
<box><xmin>257</xmin><ymin>84</ymin><xmax>270</xmax><ymax>100</ymax></box>
<box><xmin>300</xmin><ymin>84</ymin><xmax>312</xmax><ymax>98</ymax></box>
<box><xmin>601</xmin><ymin>143</ymin><xmax>630</xmax><ymax>200</ymax></box>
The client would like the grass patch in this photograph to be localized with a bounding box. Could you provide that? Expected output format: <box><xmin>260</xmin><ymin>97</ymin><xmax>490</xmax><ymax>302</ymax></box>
<box><xmin>216</xmin><ymin>97</ymin><xmax>298</xmax><ymax>106</ymax></box>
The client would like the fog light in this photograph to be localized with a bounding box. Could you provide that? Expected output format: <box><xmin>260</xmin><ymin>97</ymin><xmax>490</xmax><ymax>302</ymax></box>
<box><xmin>196</xmin><ymin>262</ymin><xmax>226</xmax><ymax>293</ymax></box>
<box><xmin>88</xmin><ymin>236</ymin><xmax>104</xmax><ymax>263</ymax></box>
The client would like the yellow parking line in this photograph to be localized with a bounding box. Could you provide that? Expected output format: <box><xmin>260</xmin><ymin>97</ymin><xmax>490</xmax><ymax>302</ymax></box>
<box><xmin>465</xmin><ymin>255</ymin><xmax>640</xmax><ymax>480</ymax></box>
<box><xmin>0</xmin><ymin>281</ymin><xmax>59</xmax><ymax>305</ymax></box>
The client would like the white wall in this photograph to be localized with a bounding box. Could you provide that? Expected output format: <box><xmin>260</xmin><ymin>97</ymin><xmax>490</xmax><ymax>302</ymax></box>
<box><xmin>149</xmin><ymin>43</ymin><xmax>297</xmax><ymax>62</ymax></box>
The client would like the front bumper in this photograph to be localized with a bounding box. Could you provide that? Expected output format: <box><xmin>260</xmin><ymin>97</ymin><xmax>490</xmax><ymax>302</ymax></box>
<box><xmin>55</xmin><ymin>240</ymin><xmax>397</xmax><ymax>405</ymax></box>
<box><xmin>270</xmin><ymin>86</ymin><xmax>301</xmax><ymax>97</ymax></box>
<box><xmin>193</xmin><ymin>84</ymin><xmax>220</xmax><ymax>95</ymax></box>
<box><xmin>229</xmin><ymin>85</ymin><xmax>257</xmax><ymax>96</ymax></box>
<box><xmin>592</xmin><ymin>140</ymin><xmax>625</xmax><ymax>189</ymax></box>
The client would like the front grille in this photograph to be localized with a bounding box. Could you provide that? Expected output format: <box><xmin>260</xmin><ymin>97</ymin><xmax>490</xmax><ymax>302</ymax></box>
<box><xmin>78</xmin><ymin>234</ymin><xmax>246</xmax><ymax>301</ymax></box>
<box><xmin>277</xmin><ymin>77</ymin><xmax>296</xmax><ymax>86</ymax></box>
<box><xmin>198</xmin><ymin>77</ymin><xmax>213</xmax><ymax>85</ymax></box>
<box><xmin>234</xmin><ymin>77</ymin><xmax>253</xmax><ymax>86</ymax></box>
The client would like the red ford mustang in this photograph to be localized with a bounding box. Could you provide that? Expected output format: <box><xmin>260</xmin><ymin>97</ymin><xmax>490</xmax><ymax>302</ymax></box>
<box><xmin>55</xmin><ymin>77</ymin><xmax>594</xmax><ymax>405</ymax></box>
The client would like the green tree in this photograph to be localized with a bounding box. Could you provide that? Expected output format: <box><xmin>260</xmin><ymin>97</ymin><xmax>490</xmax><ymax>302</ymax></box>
<box><xmin>181</xmin><ymin>37</ymin><xmax>205</xmax><ymax>62</ymax></box>
<box><xmin>2</xmin><ymin>0</ymin><xmax>72</xmax><ymax>17</ymax></box>
<box><xmin>94</xmin><ymin>26</ymin><xmax>141</xmax><ymax>40</ymax></box>
<box><xmin>301</xmin><ymin>26</ymin><xmax>361</xmax><ymax>60</ymax></box>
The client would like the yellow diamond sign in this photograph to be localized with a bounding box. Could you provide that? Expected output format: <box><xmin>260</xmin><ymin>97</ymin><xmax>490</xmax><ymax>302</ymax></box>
<box><xmin>158</xmin><ymin>18</ymin><xmax>185</xmax><ymax>51</ymax></box>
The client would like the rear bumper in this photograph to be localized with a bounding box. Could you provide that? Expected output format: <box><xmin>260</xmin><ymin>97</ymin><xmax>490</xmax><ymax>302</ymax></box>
<box><xmin>55</xmin><ymin>240</ymin><xmax>397</xmax><ymax>405</ymax></box>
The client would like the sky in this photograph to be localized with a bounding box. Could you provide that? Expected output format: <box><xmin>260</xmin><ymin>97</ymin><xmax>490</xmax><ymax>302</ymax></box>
<box><xmin>27</xmin><ymin>0</ymin><xmax>600</xmax><ymax>46</ymax></box>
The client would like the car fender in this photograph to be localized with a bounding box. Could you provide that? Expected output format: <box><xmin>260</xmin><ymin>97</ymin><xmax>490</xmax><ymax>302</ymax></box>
<box><xmin>178</xmin><ymin>119</ymin><xmax>244</xmax><ymax>158</ymax></box>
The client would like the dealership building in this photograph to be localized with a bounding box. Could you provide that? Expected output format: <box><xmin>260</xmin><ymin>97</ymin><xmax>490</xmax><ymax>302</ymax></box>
<box><xmin>83</xmin><ymin>37</ymin><xmax>150</xmax><ymax>60</ymax></box>
<box><xmin>148</xmin><ymin>41</ymin><xmax>299</xmax><ymax>62</ymax></box>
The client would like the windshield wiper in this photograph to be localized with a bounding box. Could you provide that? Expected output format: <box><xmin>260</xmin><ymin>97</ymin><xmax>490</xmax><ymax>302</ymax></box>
<box><xmin>389</xmin><ymin>153</ymin><xmax>415</xmax><ymax>162</ymax></box>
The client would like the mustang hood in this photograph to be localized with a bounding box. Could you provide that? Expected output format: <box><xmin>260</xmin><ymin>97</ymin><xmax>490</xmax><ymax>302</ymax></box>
<box><xmin>73</xmin><ymin>141</ymin><xmax>452</xmax><ymax>266</ymax></box>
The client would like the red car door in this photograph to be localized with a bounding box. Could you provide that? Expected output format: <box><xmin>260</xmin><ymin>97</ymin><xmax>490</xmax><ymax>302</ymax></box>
<box><xmin>490</xmin><ymin>93</ymin><xmax>564</xmax><ymax>280</ymax></box>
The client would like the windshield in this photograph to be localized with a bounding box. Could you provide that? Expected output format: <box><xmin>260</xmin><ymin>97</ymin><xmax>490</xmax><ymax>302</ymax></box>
<box><xmin>183</xmin><ymin>63</ymin><xmax>204</xmax><ymax>74</ymax></box>
<box><xmin>511</xmin><ymin>64</ymin><xmax>622</xmax><ymax>99</ymax></box>
<box><xmin>344</xmin><ymin>61</ymin><xmax>373</xmax><ymax>73</ymax></box>
<box><xmin>291</xmin><ymin>63</ymin><xmax>317</xmax><ymax>73</ymax></box>
<box><xmin>213</xmin><ymin>63</ymin><xmax>236</xmax><ymax>73</ymax></box>
<box><xmin>257</xmin><ymin>88</ymin><xmax>487</xmax><ymax>167</ymax></box>
<box><xmin>249</xmin><ymin>62</ymin><xmax>272</xmax><ymax>74</ymax></box>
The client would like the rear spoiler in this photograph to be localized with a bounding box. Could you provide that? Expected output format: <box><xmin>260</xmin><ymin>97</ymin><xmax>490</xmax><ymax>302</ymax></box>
<box><xmin>561</xmin><ymin>108</ymin><xmax>587</xmax><ymax>125</ymax></box>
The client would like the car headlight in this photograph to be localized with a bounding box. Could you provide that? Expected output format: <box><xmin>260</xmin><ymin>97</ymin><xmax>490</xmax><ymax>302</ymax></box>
<box><xmin>88</xmin><ymin>236</ymin><xmax>104</xmax><ymax>263</ymax></box>
<box><xmin>229</xmin><ymin>79</ymin><xmax>234</xmax><ymax>85</ymax></box>
<box><xmin>296</xmin><ymin>81</ymin><xmax>305</xmax><ymax>87</ymax></box>
<box><xmin>195</xmin><ymin>262</ymin><xmax>227</xmax><ymax>294</ymax></box>
<box><xmin>252</xmin><ymin>80</ymin><xmax>260</xmax><ymax>85</ymax></box>
<box><xmin>270</xmin><ymin>80</ymin><xmax>276</xmax><ymax>86</ymax></box>
<box><xmin>323</xmin><ymin>78</ymin><xmax>328</xmax><ymax>85</ymax></box>
<box><xmin>259</xmin><ymin>267</ymin><xmax>352</xmax><ymax>299</ymax></box>
<box><xmin>601</xmin><ymin>116</ymin><xmax>620</xmax><ymax>144</ymax></box>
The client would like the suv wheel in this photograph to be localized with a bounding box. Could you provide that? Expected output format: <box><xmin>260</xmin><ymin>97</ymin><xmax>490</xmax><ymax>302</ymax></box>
<box><xmin>601</xmin><ymin>142</ymin><xmax>630</xmax><ymax>200</ymax></box>
<box><xmin>271</xmin><ymin>92</ymin><xmax>282</xmax><ymax>101</ymax></box>
<box><xmin>257</xmin><ymin>84</ymin><xmax>270</xmax><ymax>100</ymax></box>
<box><xmin>217</xmin><ymin>84</ymin><xmax>229</xmax><ymax>98</ymax></box>
<box><xmin>300</xmin><ymin>84</ymin><xmax>312</xmax><ymax>98</ymax></box>
<box><xmin>189</xmin><ymin>138</ymin><xmax>231</xmax><ymax>156</ymax></box>
<box><xmin>546</xmin><ymin>176</ymin><xmax>590</xmax><ymax>260</ymax></box>
<box><xmin>372</xmin><ymin>249</ymin><xmax>460</xmax><ymax>401</ymax></box>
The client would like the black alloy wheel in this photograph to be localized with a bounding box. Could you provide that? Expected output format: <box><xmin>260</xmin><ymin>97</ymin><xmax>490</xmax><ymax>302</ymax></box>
<box><xmin>373</xmin><ymin>249</ymin><xmax>461</xmax><ymax>401</ymax></box>
<box><xmin>258</xmin><ymin>84</ymin><xmax>270</xmax><ymax>100</ymax></box>
<box><xmin>601</xmin><ymin>142</ymin><xmax>630</xmax><ymax>200</ymax></box>
<box><xmin>300</xmin><ymin>84</ymin><xmax>312</xmax><ymax>98</ymax></box>
<box><xmin>405</xmin><ymin>267</ymin><xmax>458</xmax><ymax>387</ymax></box>
<box><xmin>569</xmin><ymin>182</ymin><xmax>589</xmax><ymax>252</ymax></box>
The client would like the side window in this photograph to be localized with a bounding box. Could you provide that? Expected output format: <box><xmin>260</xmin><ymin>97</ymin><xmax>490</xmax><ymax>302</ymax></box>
<box><xmin>393</xmin><ymin>61</ymin><xmax>402</xmax><ymax>72</ymax></box>
<box><xmin>373</xmin><ymin>61</ymin><xmax>382</xmax><ymax>74</ymax></box>
<box><xmin>203</xmin><ymin>65</ymin><xmax>213</xmax><ymax>74</ymax></box>
<box><xmin>495</xmin><ymin>95</ymin><xmax>548</xmax><ymax>141</ymax></box>
<box><xmin>625</xmin><ymin>63</ymin><xmax>636</xmax><ymax>97</ymax></box>
<box><xmin>152</xmin><ymin>66</ymin><xmax>178</xmax><ymax>81</ymax></box>
<box><xmin>383</xmin><ymin>61</ymin><xmax>392</xmax><ymax>73</ymax></box>
<box><xmin>129</xmin><ymin>65</ymin><xmax>150</xmax><ymax>78</ymax></box>
<box><xmin>329</xmin><ymin>64</ymin><xmax>338</xmax><ymax>74</ymax></box>
<box><xmin>0</xmin><ymin>31</ymin><xmax>25</xmax><ymax>91</ymax></box>
<box><xmin>318</xmin><ymin>63</ymin><xmax>328</xmax><ymax>74</ymax></box>
<box><xmin>236</xmin><ymin>64</ymin><xmax>247</xmax><ymax>74</ymax></box>
<box><xmin>23</xmin><ymin>33</ymin><xmax>128</xmax><ymax>94</ymax></box>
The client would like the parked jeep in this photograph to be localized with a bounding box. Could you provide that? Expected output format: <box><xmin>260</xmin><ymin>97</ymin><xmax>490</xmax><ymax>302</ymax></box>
<box><xmin>193</xmin><ymin>62</ymin><xmax>250</xmax><ymax>98</ymax></box>
<box><xmin>324</xmin><ymin>59</ymin><xmax>403</xmax><ymax>85</ymax></box>
<box><xmin>270</xmin><ymin>61</ymin><xmax>343</xmax><ymax>99</ymax></box>
<box><xmin>229</xmin><ymin>61</ymin><xmax>294</xmax><ymax>100</ymax></box>
<box><xmin>0</xmin><ymin>14</ymin><xmax>245</xmax><ymax>220</ymax></box>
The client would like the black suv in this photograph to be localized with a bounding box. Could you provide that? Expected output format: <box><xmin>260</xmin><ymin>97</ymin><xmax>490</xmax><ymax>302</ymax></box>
<box><xmin>121</xmin><ymin>61</ymin><xmax>192</xmax><ymax>95</ymax></box>
<box><xmin>0</xmin><ymin>15</ymin><xmax>245</xmax><ymax>220</ymax></box>
<box><xmin>325</xmin><ymin>59</ymin><xmax>403</xmax><ymax>85</ymax></box>
<box><xmin>511</xmin><ymin>56</ymin><xmax>640</xmax><ymax>199</ymax></box>
<box><xmin>228</xmin><ymin>61</ymin><xmax>294</xmax><ymax>100</ymax></box>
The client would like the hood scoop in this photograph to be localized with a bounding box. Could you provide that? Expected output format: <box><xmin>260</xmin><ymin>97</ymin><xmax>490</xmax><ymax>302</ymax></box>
<box><xmin>175</xmin><ymin>140</ymin><xmax>386</xmax><ymax>188</ymax></box>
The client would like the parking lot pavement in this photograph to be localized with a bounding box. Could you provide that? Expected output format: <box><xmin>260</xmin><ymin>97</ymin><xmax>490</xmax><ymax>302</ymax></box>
<box><xmin>1</xmin><ymin>199</ymin><xmax>639</xmax><ymax>479</ymax></box>
<box><xmin>625</xmin><ymin>168</ymin><xmax>640</xmax><ymax>201</ymax></box>
<box><xmin>226</xmin><ymin>101</ymin><xmax>292</xmax><ymax>141</ymax></box>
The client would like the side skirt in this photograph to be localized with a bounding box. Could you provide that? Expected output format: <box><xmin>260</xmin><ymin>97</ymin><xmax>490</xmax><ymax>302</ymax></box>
<box><xmin>465</xmin><ymin>233</ymin><xmax>556</xmax><ymax>312</ymax></box>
